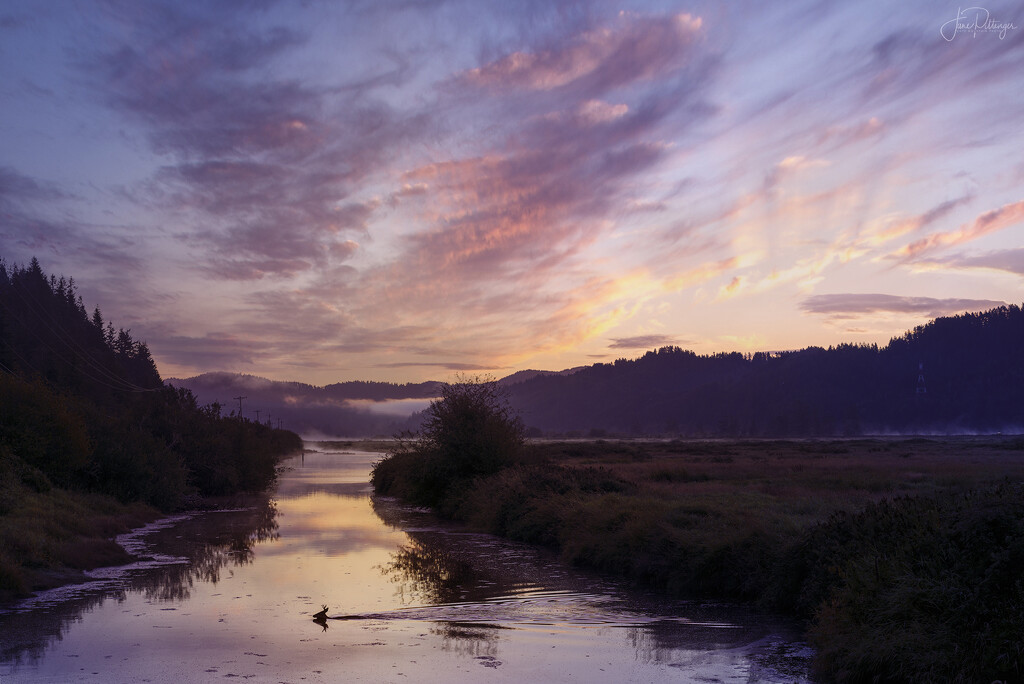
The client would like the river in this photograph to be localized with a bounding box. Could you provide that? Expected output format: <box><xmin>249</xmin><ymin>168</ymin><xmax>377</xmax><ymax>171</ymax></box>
<box><xmin>0</xmin><ymin>443</ymin><xmax>814</xmax><ymax>682</ymax></box>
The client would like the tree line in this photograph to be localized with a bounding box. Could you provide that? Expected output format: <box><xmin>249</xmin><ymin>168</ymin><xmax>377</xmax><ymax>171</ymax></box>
<box><xmin>0</xmin><ymin>258</ymin><xmax>302</xmax><ymax>510</ymax></box>
<box><xmin>506</xmin><ymin>304</ymin><xmax>1024</xmax><ymax>436</ymax></box>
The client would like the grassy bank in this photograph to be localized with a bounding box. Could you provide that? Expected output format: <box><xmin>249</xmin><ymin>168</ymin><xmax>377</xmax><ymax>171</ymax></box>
<box><xmin>0</xmin><ymin>436</ymin><xmax>298</xmax><ymax>606</ymax></box>
<box><xmin>373</xmin><ymin>436</ymin><xmax>1024</xmax><ymax>682</ymax></box>
<box><xmin>0</xmin><ymin>446</ymin><xmax>158</xmax><ymax>604</ymax></box>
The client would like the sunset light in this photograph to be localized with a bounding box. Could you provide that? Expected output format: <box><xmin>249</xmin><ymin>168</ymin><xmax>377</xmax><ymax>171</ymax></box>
<box><xmin>1</xmin><ymin>1</ymin><xmax>1021</xmax><ymax>384</ymax></box>
<box><xmin>2</xmin><ymin>4</ymin><xmax>1023</xmax><ymax>682</ymax></box>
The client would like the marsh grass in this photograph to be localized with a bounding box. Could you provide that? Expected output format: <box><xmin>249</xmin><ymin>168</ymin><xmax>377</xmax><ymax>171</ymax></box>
<box><xmin>791</xmin><ymin>484</ymin><xmax>1024</xmax><ymax>682</ymax></box>
<box><xmin>374</xmin><ymin>436</ymin><xmax>1024</xmax><ymax>681</ymax></box>
<box><xmin>0</xmin><ymin>447</ymin><xmax>156</xmax><ymax>602</ymax></box>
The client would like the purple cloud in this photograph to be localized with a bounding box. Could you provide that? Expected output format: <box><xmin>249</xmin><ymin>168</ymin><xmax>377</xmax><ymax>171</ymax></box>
<box><xmin>608</xmin><ymin>335</ymin><xmax>680</xmax><ymax>350</ymax></box>
<box><xmin>930</xmin><ymin>247</ymin><xmax>1024</xmax><ymax>276</ymax></box>
<box><xmin>801</xmin><ymin>293</ymin><xmax>1007</xmax><ymax>318</ymax></box>
<box><xmin>375</xmin><ymin>11</ymin><xmax>718</xmax><ymax>325</ymax></box>
<box><xmin>375</xmin><ymin>362</ymin><xmax>498</xmax><ymax>371</ymax></box>
<box><xmin>0</xmin><ymin>168</ymin><xmax>145</xmax><ymax>277</ymax></box>
<box><xmin>149</xmin><ymin>331</ymin><xmax>262</xmax><ymax>369</ymax></box>
<box><xmin>0</xmin><ymin>166</ymin><xmax>67</xmax><ymax>202</ymax></box>
<box><xmin>85</xmin><ymin>3</ymin><xmax>430</xmax><ymax>282</ymax></box>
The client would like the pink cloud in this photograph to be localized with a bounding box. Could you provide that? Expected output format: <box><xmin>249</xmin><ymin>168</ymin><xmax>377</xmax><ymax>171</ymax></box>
<box><xmin>462</xmin><ymin>12</ymin><xmax>702</xmax><ymax>94</ymax></box>
<box><xmin>893</xmin><ymin>200</ymin><xmax>1024</xmax><ymax>261</ymax></box>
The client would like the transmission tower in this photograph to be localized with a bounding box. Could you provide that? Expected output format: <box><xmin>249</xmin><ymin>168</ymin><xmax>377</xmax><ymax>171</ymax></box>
<box><xmin>233</xmin><ymin>395</ymin><xmax>247</xmax><ymax>418</ymax></box>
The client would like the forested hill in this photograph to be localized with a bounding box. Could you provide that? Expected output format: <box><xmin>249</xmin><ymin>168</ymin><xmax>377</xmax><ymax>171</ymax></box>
<box><xmin>171</xmin><ymin>372</ymin><xmax>442</xmax><ymax>405</ymax></box>
<box><xmin>0</xmin><ymin>258</ymin><xmax>302</xmax><ymax>510</ymax></box>
<box><xmin>167</xmin><ymin>372</ymin><xmax>441</xmax><ymax>436</ymax></box>
<box><xmin>506</xmin><ymin>305</ymin><xmax>1024</xmax><ymax>437</ymax></box>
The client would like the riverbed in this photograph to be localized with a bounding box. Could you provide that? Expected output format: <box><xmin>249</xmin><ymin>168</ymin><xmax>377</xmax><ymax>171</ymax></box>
<box><xmin>0</xmin><ymin>443</ymin><xmax>814</xmax><ymax>682</ymax></box>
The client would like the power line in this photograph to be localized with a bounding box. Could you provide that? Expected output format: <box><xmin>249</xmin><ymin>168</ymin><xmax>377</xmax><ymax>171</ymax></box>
<box><xmin>17</xmin><ymin>283</ymin><xmax>158</xmax><ymax>392</ymax></box>
<box><xmin>1</xmin><ymin>299</ymin><xmax>154</xmax><ymax>393</ymax></box>
<box><xmin>0</xmin><ymin>357</ymin><xmax>18</xmax><ymax>376</ymax></box>
<box><xmin>0</xmin><ymin>300</ymin><xmax>156</xmax><ymax>393</ymax></box>
<box><xmin>1</xmin><ymin>280</ymin><xmax>159</xmax><ymax>392</ymax></box>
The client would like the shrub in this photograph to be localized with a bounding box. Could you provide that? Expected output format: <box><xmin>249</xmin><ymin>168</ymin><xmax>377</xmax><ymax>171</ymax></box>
<box><xmin>0</xmin><ymin>375</ymin><xmax>90</xmax><ymax>487</ymax></box>
<box><xmin>419</xmin><ymin>378</ymin><xmax>524</xmax><ymax>478</ymax></box>
<box><xmin>372</xmin><ymin>377</ymin><xmax>524</xmax><ymax>506</ymax></box>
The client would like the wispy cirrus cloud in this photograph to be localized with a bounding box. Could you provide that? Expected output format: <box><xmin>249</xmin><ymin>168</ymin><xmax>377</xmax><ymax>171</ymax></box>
<box><xmin>861</xmin><ymin>21</ymin><xmax>1024</xmax><ymax>113</ymax></box>
<box><xmin>92</xmin><ymin>4</ymin><xmax>312</xmax><ymax>159</ymax></box>
<box><xmin>890</xmin><ymin>200</ymin><xmax>1024</xmax><ymax>262</ymax></box>
<box><xmin>330</xmin><ymin>10</ymin><xmax>717</xmax><ymax>363</ymax></box>
<box><xmin>50</xmin><ymin>3</ymin><xmax>718</xmax><ymax>376</ymax></box>
<box><xmin>862</xmin><ymin>195</ymin><xmax>975</xmax><ymax>248</ymax></box>
<box><xmin>0</xmin><ymin>166</ymin><xmax>67</xmax><ymax>203</ymax></box>
<box><xmin>0</xmin><ymin>167</ymin><xmax>144</xmax><ymax>275</ymax></box>
<box><xmin>144</xmin><ymin>331</ymin><xmax>263</xmax><ymax>368</ymax></box>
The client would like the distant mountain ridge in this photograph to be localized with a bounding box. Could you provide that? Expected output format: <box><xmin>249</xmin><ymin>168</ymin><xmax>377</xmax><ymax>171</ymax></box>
<box><xmin>166</xmin><ymin>373</ymin><xmax>444</xmax><ymax>437</ymax></box>
<box><xmin>496</xmin><ymin>367</ymin><xmax>586</xmax><ymax>386</ymax></box>
<box><xmin>171</xmin><ymin>304</ymin><xmax>1024</xmax><ymax>438</ymax></box>
<box><xmin>503</xmin><ymin>304</ymin><xmax>1024</xmax><ymax>437</ymax></box>
<box><xmin>169</xmin><ymin>371</ymin><xmax>443</xmax><ymax>402</ymax></box>
<box><xmin>166</xmin><ymin>369</ymin><xmax>591</xmax><ymax>436</ymax></box>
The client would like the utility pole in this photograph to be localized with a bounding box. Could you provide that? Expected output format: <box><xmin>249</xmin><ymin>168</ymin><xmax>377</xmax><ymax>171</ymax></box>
<box><xmin>233</xmin><ymin>395</ymin><xmax>247</xmax><ymax>419</ymax></box>
<box><xmin>255</xmin><ymin>409</ymin><xmax>261</xmax><ymax>423</ymax></box>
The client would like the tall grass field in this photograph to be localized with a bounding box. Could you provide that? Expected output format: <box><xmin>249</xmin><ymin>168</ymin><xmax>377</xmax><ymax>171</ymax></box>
<box><xmin>374</xmin><ymin>436</ymin><xmax>1024</xmax><ymax>682</ymax></box>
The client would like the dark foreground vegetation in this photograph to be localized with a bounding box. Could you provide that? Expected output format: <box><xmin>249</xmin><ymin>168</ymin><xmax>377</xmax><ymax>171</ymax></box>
<box><xmin>0</xmin><ymin>258</ymin><xmax>301</xmax><ymax>603</ymax></box>
<box><xmin>373</xmin><ymin>379</ymin><xmax>1024</xmax><ymax>683</ymax></box>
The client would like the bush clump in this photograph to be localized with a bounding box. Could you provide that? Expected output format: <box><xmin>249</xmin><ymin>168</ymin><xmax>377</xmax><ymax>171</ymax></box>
<box><xmin>372</xmin><ymin>377</ymin><xmax>524</xmax><ymax>509</ymax></box>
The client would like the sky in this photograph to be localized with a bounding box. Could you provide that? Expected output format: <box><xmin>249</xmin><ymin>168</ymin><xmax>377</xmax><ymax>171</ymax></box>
<box><xmin>1</xmin><ymin>1</ymin><xmax>1022</xmax><ymax>384</ymax></box>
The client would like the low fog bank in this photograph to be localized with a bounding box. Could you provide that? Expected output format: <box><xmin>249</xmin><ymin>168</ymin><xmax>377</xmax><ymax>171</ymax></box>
<box><xmin>168</xmin><ymin>373</ymin><xmax>433</xmax><ymax>438</ymax></box>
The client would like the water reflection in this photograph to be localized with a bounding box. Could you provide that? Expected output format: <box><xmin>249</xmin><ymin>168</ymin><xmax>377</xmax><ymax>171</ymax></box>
<box><xmin>382</xmin><ymin>540</ymin><xmax>481</xmax><ymax>605</ymax></box>
<box><xmin>136</xmin><ymin>500</ymin><xmax>278</xmax><ymax>602</ymax></box>
<box><xmin>371</xmin><ymin>494</ymin><xmax>810</xmax><ymax>671</ymax></box>
<box><xmin>2</xmin><ymin>447</ymin><xmax>814</xmax><ymax>683</ymax></box>
<box><xmin>0</xmin><ymin>495</ymin><xmax>278</xmax><ymax>665</ymax></box>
